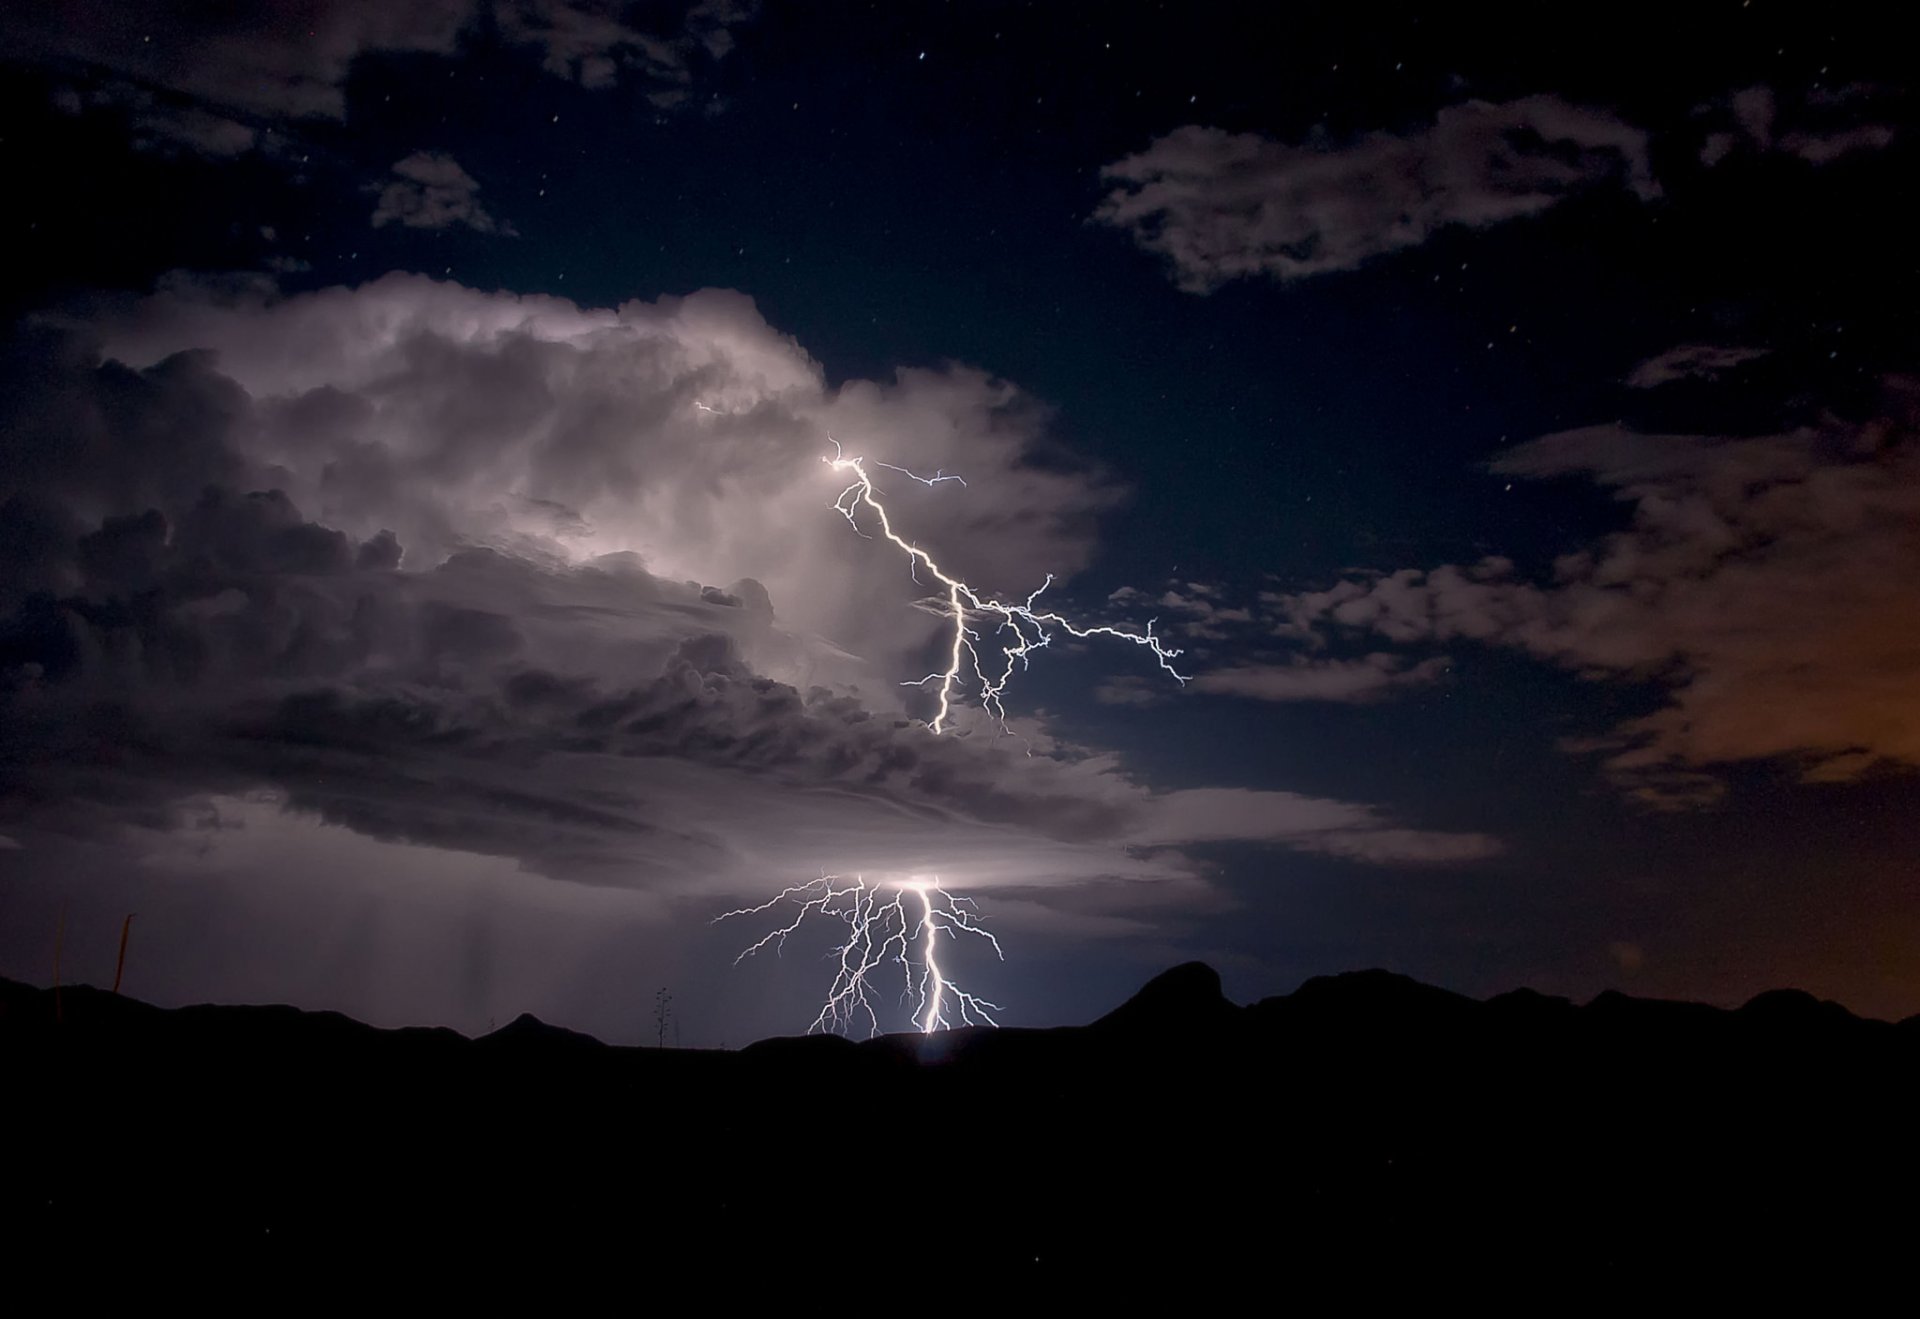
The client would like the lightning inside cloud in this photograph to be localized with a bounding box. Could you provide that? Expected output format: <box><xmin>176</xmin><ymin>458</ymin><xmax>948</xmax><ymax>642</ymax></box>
<box><xmin>825</xmin><ymin>438</ymin><xmax>1187</xmax><ymax>733</ymax></box>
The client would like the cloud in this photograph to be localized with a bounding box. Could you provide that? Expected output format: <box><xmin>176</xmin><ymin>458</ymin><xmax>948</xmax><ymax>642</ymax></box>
<box><xmin>1093</xmin><ymin>96</ymin><xmax>1657</xmax><ymax>292</ymax></box>
<box><xmin>1698</xmin><ymin>84</ymin><xmax>1898</xmax><ymax>167</ymax></box>
<box><xmin>127</xmin><ymin>100</ymin><xmax>261</xmax><ymax>158</ymax></box>
<box><xmin>85</xmin><ymin>272</ymin><xmax>1119</xmax><ymax>676</ymax></box>
<box><xmin>498</xmin><ymin>0</ymin><xmax>759</xmax><ymax>106</ymax></box>
<box><xmin>1103</xmin><ymin>583</ymin><xmax>1450</xmax><ymax>704</ymax></box>
<box><xmin>10</xmin><ymin>1</ymin><xmax>471</xmax><ymax>122</ymax></box>
<box><xmin>1625</xmin><ymin>344</ymin><xmax>1770</xmax><ymax>389</ymax></box>
<box><xmin>1777</xmin><ymin>123</ymin><xmax>1897</xmax><ymax>165</ymax></box>
<box><xmin>1151</xmin><ymin>585</ymin><xmax>1253</xmax><ymax>640</ymax></box>
<box><xmin>370</xmin><ymin>152</ymin><xmax>511</xmax><ymax>234</ymax></box>
<box><xmin>1272</xmin><ymin>383</ymin><xmax>1920</xmax><ymax>806</ymax></box>
<box><xmin>1093</xmin><ymin>675</ymin><xmax>1162</xmax><ymax>706</ymax></box>
<box><xmin>1129</xmin><ymin>788</ymin><xmax>1501</xmax><ymax>863</ymax></box>
<box><xmin>46</xmin><ymin>79</ymin><xmax>264</xmax><ymax>159</ymax></box>
<box><xmin>1192</xmin><ymin>654</ymin><xmax>1448</xmax><ymax>704</ymax></box>
<box><xmin>8</xmin><ymin>1</ymin><xmax>758</xmax><ymax>155</ymax></box>
<box><xmin>0</xmin><ymin>276</ymin><xmax>1495</xmax><ymax>950</ymax></box>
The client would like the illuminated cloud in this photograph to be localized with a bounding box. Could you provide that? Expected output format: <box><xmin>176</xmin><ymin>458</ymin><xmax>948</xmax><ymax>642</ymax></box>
<box><xmin>90</xmin><ymin>272</ymin><xmax>1117</xmax><ymax>679</ymax></box>
<box><xmin>1094</xmin><ymin>96</ymin><xmax>1657</xmax><ymax>292</ymax></box>
<box><xmin>0</xmin><ymin>275</ymin><xmax>1496</xmax><ymax>961</ymax></box>
<box><xmin>1271</xmin><ymin>383</ymin><xmax>1920</xmax><ymax>806</ymax></box>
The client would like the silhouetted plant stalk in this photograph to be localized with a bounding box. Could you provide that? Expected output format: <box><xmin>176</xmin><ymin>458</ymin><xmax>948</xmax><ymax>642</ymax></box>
<box><xmin>53</xmin><ymin>903</ymin><xmax>65</xmax><ymax>1025</ymax></box>
<box><xmin>113</xmin><ymin>914</ymin><xmax>135</xmax><ymax>995</ymax></box>
<box><xmin>654</xmin><ymin>987</ymin><xmax>673</xmax><ymax>1048</ymax></box>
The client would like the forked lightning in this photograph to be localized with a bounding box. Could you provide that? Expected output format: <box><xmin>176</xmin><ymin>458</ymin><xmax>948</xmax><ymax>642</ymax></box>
<box><xmin>715</xmin><ymin>875</ymin><xmax>1003</xmax><ymax>1037</ymax></box>
<box><xmin>714</xmin><ymin>429</ymin><xmax>1188</xmax><ymax>1036</ymax></box>
<box><xmin>825</xmin><ymin>438</ymin><xmax>1187</xmax><ymax>733</ymax></box>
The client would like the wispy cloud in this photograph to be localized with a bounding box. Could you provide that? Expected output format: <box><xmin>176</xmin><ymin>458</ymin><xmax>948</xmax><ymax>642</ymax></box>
<box><xmin>1094</xmin><ymin>96</ymin><xmax>1657</xmax><ymax>292</ymax></box>
<box><xmin>9</xmin><ymin>1</ymin><xmax>760</xmax><ymax>159</ymax></box>
<box><xmin>1625</xmin><ymin>344</ymin><xmax>1770</xmax><ymax>389</ymax></box>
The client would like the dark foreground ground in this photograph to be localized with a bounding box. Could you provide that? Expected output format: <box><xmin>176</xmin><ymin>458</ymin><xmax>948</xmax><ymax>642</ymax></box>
<box><xmin>4</xmin><ymin>964</ymin><xmax>1916</xmax><ymax>1300</ymax></box>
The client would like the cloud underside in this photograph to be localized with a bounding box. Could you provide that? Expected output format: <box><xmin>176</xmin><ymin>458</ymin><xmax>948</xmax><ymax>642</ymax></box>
<box><xmin>1267</xmin><ymin>387</ymin><xmax>1920</xmax><ymax>806</ymax></box>
<box><xmin>1093</xmin><ymin>95</ymin><xmax>1657</xmax><ymax>292</ymax></box>
<box><xmin>0</xmin><ymin>274</ymin><xmax>1495</xmax><ymax>937</ymax></box>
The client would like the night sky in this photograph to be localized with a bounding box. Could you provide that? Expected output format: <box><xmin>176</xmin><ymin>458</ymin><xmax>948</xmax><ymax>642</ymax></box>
<box><xmin>3</xmin><ymin>1</ymin><xmax>1915</xmax><ymax>1044</ymax></box>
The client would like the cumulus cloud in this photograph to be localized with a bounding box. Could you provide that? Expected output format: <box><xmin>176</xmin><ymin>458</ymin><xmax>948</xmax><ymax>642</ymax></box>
<box><xmin>370</xmin><ymin>152</ymin><xmax>511</xmax><ymax>234</ymax></box>
<box><xmin>1093</xmin><ymin>96</ymin><xmax>1658</xmax><ymax>292</ymax></box>
<box><xmin>8</xmin><ymin>0</ymin><xmax>757</xmax><ymax>155</ymax></box>
<box><xmin>1625</xmin><ymin>344</ymin><xmax>1770</xmax><ymax>389</ymax></box>
<box><xmin>88</xmin><ymin>272</ymin><xmax>1117</xmax><ymax>675</ymax></box>
<box><xmin>0</xmin><ymin>276</ymin><xmax>1494</xmax><ymax>955</ymax></box>
<box><xmin>1270</xmin><ymin>383</ymin><xmax>1920</xmax><ymax>806</ymax></box>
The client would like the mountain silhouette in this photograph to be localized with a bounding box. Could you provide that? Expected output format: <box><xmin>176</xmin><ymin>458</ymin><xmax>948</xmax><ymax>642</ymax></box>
<box><xmin>1091</xmin><ymin>959</ymin><xmax>1236</xmax><ymax>1033</ymax></box>
<box><xmin>477</xmin><ymin>1011</ymin><xmax>608</xmax><ymax>1053</ymax></box>
<box><xmin>4</xmin><ymin>965</ymin><xmax>1914</xmax><ymax>1301</ymax></box>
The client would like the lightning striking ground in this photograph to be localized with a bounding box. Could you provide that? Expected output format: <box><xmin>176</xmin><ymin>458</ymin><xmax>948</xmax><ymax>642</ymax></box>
<box><xmin>713</xmin><ymin>429</ymin><xmax>1188</xmax><ymax>1036</ymax></box>
<box><xmin>826</xmin><ymin>438</ymin><xmax>1186</xmax><ymax>733</ymax></box>
<box><xmin>715</xmin><ymin>875</ymin><xmax>1003</xmax><ymax>1037</ymax></box>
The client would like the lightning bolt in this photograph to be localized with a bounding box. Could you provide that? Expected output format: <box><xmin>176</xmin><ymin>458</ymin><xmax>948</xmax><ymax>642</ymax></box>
<box><xmin>702</xmin><ymin>418</ymin><xmax>1186</xmax><ymax>1036</ymax></box>
<box><xmin>825</xmin><ymin>438</ymin><xmax>1187</xmax><ymax>733</ymax></box>
<box><xmin>714</xmin><ymin>875</ymin><xmax>1003</xmax><ymax>1037</ymax></box>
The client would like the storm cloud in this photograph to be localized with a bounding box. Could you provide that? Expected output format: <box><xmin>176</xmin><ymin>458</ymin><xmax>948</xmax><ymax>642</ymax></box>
<box><xmin>0</xmin><ymin>275</ymin><xmax>1494</xmax><ymax>959</ymax></box>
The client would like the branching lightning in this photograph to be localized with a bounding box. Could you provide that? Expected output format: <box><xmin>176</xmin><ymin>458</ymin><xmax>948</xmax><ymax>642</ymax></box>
<box><xmin>825</xmin><ymin>437</ymin><xmax>1187</xmax><ymax>733</ymax></box>
<box><xmin>706</xmin><ymin>420</ymin><xmax>1188</xmax><ymax>1036</ymax></box>
<box><xmin>715</xmin><ymin>875</ymin><xmax>1003</xmax><ymax>1037</ymax></box>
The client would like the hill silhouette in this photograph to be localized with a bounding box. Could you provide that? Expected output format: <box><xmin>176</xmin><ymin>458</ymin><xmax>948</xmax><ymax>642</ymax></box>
<box><xmin>4</xmin><ymin>967</ymin><xmax>1914</xmax><ymax>1300</ymax></box>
